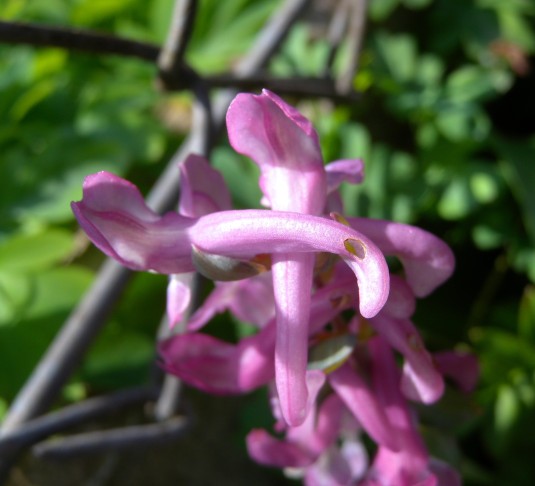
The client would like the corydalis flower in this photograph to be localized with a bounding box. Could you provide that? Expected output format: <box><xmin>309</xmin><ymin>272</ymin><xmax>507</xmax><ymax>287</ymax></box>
<box><xmin>71</xmin><ymin>155</ymin><xmax>390</xmax><ymax>427</ymax></box>
<box><xmin>72</xmin><ymin>89</ymin><xmax>454</xmax><ymax>427</ymax></box>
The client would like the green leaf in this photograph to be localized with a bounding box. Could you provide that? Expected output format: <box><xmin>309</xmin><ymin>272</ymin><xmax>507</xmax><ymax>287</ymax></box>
<box><xmin>499</xmin><ymin>8</ymin><xmax>535</xmax><ymax>51</ymax></box>
<box><xmin>446</xmin><ymin>66</ymin><xmax>497</xmax><ymax>103</ymax></box>
<box><xmin>374</xmin><ymin>32</ymin><xmax>417</xmax><ymax>83</ymax></box>
<box><xmin>71</xmin><ymin>0</ymin><xmax>137</xmax><ymax>25</ymax></box>
<box><xmin>211</xmin><ymin>146</ymin><xmax>262</xmax><ymax>210</ymax></box>
<box><xmin>0</xmin><ymin>266</ymin><xmax>93</xmax><ymax>397</ymax></box>
<box><xmin>473</xmin><ymin>327</ymin><xmax>535</xmax><ymax>381</ymax></box>
<box><xmin>0</xmin><ymin>396</ymin><xmax>7</xmax><ymax>421</ymax></box>
<box><xmin>495</xmin><ymin>384</ymin><xmax>519</xmax><ymax>434</ymax></box>
<box><xmin>0</xmin><ymin>272</ymin><xmax>31</xmax><ymax>326</ymax></box>
<box><xmin>149</xmin><ymin>0</ymin><xmax>175</xmax><ymax>43</ymax></box>
<box><xmin>470</xmin><ymin>170</ymin><xmax>500</xmax><ymax>204</ymax></box>
<box><xmin>415</xmin><ymin>55</ymin><xmax>444</xmax><ymax>86</ymax></box>
<box><xmin>472</xmin><ymin>225</ymin><xmax>505</xmax><ymax>249</ymax></box>
<box><xmin>403</xmin><ymin>0</ymin><xmax>432</xmax><ymax>7</ymax></box>
<box><xmin>21</xmin><ymin>266</ymin><xmax>94</xmax><ymax>321</ymax></box>
<box><xmin>369</xmin><ymin>0</ymin><xmax>399</xmax><ymax>20</ymax></box>
<box><xmin>187</xmin><ymin>0</ymin><xmax>277</xmax><ymax>73</ymax></box>
<box><xmin>435</xmin><ymin>105</ymin><xmax>490</xmax><ymax>142</ymax></box>
<box><xmin>81</xmin><ymin>326</ymin><xmax>154</xmax><ymax>389</ymax></box>
<box><xmin>0</xmin><ymin>229</ymin><xmax>75</xmax><ymax>272</ymax></box>
<box><xmin>438</xmin><ymin>177</ymin><xmax>473</xmax><ymax>220</ymax></box>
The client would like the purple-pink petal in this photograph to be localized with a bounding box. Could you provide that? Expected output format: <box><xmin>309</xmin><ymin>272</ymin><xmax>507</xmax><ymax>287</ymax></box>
<box><xmin>226</xmin><ymin>89</ymin><xmax>326</xmax><ymax>214</ymax></box>
<box><xmin>72</xmin><ymin>171</ymin><xmax>194</xmax><ymax>273</ymax></box>
<box><xmin>178</xmin><ymin>153</ymin><xmax>232</xmax><ymax>217</ymax></box>
<box><xmin>368</xmin><ymin>337</ymin><xmax>434</xmax><ymax>486</ymax></box>
<box><xmin>272</xmin><ymin>253</ymin><xmax>315</xmax><ymax>426</ymax></box>
<box><xmin>382</xmin><ymin>275</ymin><xmax>416</xmax><ymax>319</ymax></box>
<box><xmin>370</xmin><ymin>315</ymin><xmax>444</xmax><ymax>404</ymax></box>
<box><xmin>328</xmin><ymin>362</ymin><xmax>400</xmax><ymax>451</ymax></box>
<box><xmin>166</xmin><ymin>275</ymin><xmax>192</xmax><ymax>329</ymax></box>
<box><xmin>73</xmin><ymin>173</ymin><xmax>390</xmax><ymax>318</ymax></box>
<box><xmin>159</xmin><ymin>325</ymin><xmax>275</xmax><ymax>394</ymax></box>
<box><xmin>246</xmin><ymin>429</ymin><xmax>316</xmax><ymax>468</ymax></box>
<box><xmin>187</xmin><ymin>273</ymin><xmax>275</xmax><ymax>331</ymax></box>
<box><xmin>159</xmin><ymin>333</ymin><xmax>241</xmax><ymax>394</ymax></box>
<box><xmin>347</xmin><ymin>217</ymin><xmax>455</xmax><ymax>297</ymax></box>
<box><xmin>325</xmin><ymin>159</ymin><xmax>365</xmax><ymax>194</ymax></box>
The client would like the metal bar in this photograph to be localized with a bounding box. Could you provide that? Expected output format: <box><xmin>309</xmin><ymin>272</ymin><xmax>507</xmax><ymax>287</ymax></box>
<box><xmin>234</xmin><ymin>0</ymin><xmax>310</xmax><ymax>77</ymax></box>
<box><xmin>207</xmin><ymin>74</ymin><xmax>359</xmax><ymax>101</ymax></box>
<box><xmin>158</xmin><ymin>0</ymin><xmax>198</xmax><ymax>90</ymax></box>
<box><xmin>0</xmin><ymin>386</ymin><xmax>158</xmax><ymax>455</ymax></box>
<box><xmin>336</xmin><ymin>0</ymin><xmax>368</xmax><ymax>94</ymax></box>
<box><xmin>32</xmin><ymin>417</ymin><xmax>190</xmax><ymax>459</ymax></box>
<box><xmin>323</xmin><ymin>0</ymin><xmax>351</xmax><ymax>76</ymax></box>
<box><xmin>0</xmin><ymin>21</ymin><xmax>160</xmax><ymax>60</ymax></box>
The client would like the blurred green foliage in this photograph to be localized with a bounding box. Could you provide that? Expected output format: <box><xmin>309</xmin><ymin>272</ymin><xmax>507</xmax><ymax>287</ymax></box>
<box><xmin>0</xmin><ymin>0</ymin><xmax>534</xmax><ymax>484</ymax></box>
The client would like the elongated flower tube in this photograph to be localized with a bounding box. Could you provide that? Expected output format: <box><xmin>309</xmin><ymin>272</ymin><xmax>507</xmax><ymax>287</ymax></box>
<box><xmin>160</xmin><ymin>268</ymin><xmax>422</xmax><ymax>452</ymax></box>
<box><xmin>226</xmin><ymin>90</ymin><xmax>379</xmax><ymax>425</ymax></box>
<box><xmin>228</xmin><ymin>90</ymin><xmax>328</xmax><ymax>425</ymax></box>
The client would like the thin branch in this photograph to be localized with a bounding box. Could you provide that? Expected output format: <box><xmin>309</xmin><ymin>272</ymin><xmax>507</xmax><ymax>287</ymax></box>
<box><xmin>323</xmin><ymin>0</ymin><xmax>351</xmax><ymax>76</ymax></box>
<box><xmin>152</xmin><ymin>85</ymin><xmax>211</xmax><ymax>421</ymax></box>
<box><xmin>234</xmin><ymin>0</ymin><xmax>310</xmax><ymax>77</ymax></box>
<box><xmin>336</xmin><ymin>0</ymin><xmax>369</xmax><ymax>94</ymax></box>
<box><xmin>0</xmin><ymin>20</ymin><xmax>199</xmax><ymax>89</ymax></box>
<box><xmin>0</xmin><ymin>14</ymin><xmax>361</xmax><ymax>101</ymax></box>
<box><xmin>0</xmin><ymin>20</ymin><xmax>159</xmax><ymax>61</ymax></box>
<box><xmin>32</xmin><ymin>417</ymin><xmax>190</xmax><ymax>459</ymax></box>
<box><xmin>158</xmin><ymin>0</ymin><xmax>198</xmax><ymax>89</ymax></box>
<box><xmin>0</xmin><ymin>386</ymin><xmax>159</xmax><ymax>455</ymax></box>
<box><xmin>207</xmin><ymin>73</ymin><xmax>360</xmax><ymax>102</ymax></box>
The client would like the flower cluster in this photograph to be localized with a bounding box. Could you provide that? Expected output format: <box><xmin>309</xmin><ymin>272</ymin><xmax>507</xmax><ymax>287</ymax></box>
<box><xmin>72</xmin><ymin>90</ymin><xmax>477</xmax><ymax>485</ymax></box>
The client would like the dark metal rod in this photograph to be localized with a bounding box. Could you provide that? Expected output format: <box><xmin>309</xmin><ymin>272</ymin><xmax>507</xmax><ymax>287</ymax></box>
<box><xmin>234</xmin><ymin>0</ymin><xmax>310</xmax><ymax>77</ymax></box>
<box><xmin>0</xmin><ymin>20</ymin><xmax>160</xmax><ymax>61</ymax></box>
<box><xmin>208</xmin><ymin>74</ymin><xmax>359</xmax><ymax>101</ymax></box>
<box><xmin>158</xmin><ymin>0</ymin><xmax>198</xmax><ymax>75</ymax></box>
<box><xmin>336</xmin><ymin>0</ymin><xmax>368</xmax><ymax>94</ymax></box>
<box><xmin>0</xmin><ymin>386</ymin><xmax>159</xmax><ymax>454</ymax></box>
<box><xmin>323</xmin><ymin>0</ymin><xmax>351</xmax><ymax>76</ymax></box>
<box><xmin>32</xmin><ymin>417</ymin><xmax>190</xmax><ymax>459</ymax></box>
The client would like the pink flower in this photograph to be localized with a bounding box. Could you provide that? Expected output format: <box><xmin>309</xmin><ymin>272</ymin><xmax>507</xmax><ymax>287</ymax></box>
<box><xmin>72</xmin><ymin>89</ymin><xmax>472</xmax><ymax>483</ymax></box>
<box><xmin>72</xmin><ymin>89</ymin><xmax>455</xmax><ymax>427</ymax></box>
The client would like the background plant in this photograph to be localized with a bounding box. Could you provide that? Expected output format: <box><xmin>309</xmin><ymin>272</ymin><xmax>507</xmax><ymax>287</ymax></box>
<box><xmin>0</xmin><ymin>0</ymin><xmax>534</xmax><ymax>484</ymax></box>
